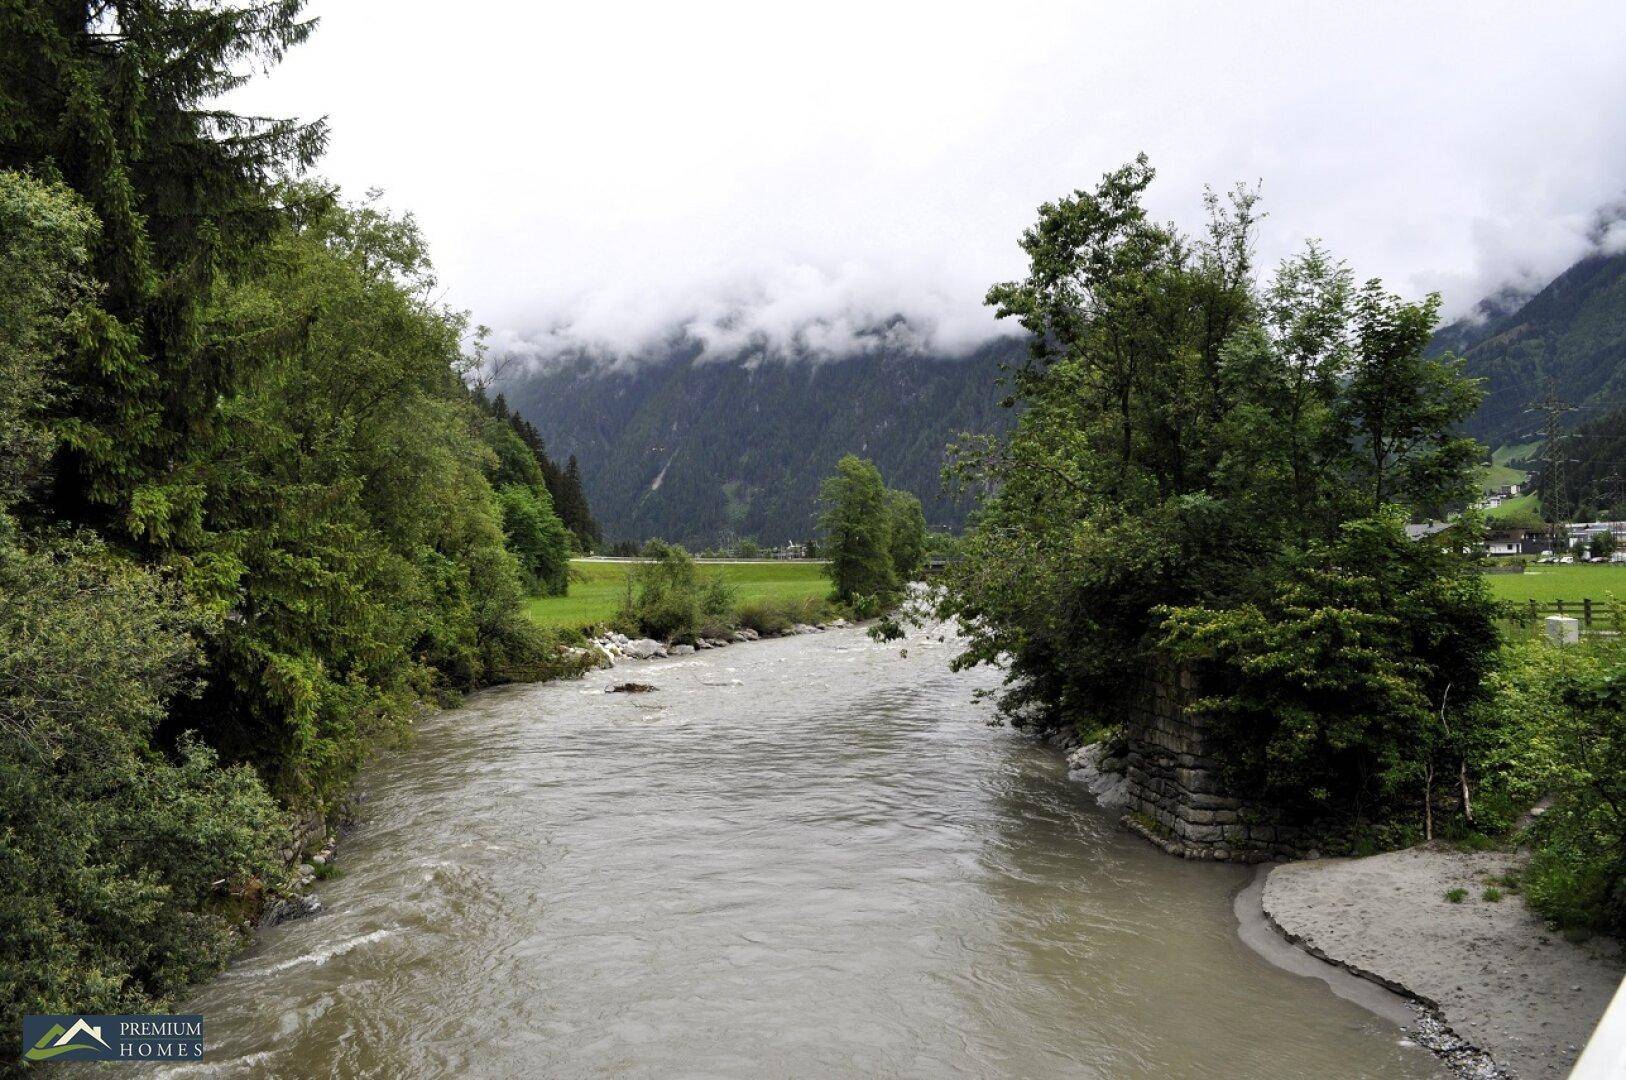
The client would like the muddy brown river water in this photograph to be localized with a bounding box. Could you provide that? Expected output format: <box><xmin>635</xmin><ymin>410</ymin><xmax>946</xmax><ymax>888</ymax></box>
<box><xmin>159</xmin><ymin>624</ymin><xmax>1445</xmax><ymax>1078</ymax></box>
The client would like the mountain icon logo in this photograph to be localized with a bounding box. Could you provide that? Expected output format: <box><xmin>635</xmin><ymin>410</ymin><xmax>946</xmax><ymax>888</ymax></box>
<box><xmin>24</xmin><ymin>1017</ymin><xmax>110</xmax><ymax>1061</ymax></box>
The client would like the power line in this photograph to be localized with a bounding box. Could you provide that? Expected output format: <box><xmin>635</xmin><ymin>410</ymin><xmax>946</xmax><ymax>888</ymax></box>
<box><xmin>1523</xmin><ymin>381</ymin><xmax>1577</xmax><ymax>524</ymax></box>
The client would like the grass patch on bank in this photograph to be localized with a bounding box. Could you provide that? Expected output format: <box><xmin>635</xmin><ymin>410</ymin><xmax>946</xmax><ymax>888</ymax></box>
<box><xmin>524</xmin><ymin>559</ymin><xmax>831</xmax><ymax>631</ymax></box>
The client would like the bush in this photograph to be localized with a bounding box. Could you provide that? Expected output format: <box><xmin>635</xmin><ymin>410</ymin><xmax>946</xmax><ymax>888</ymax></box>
<box><xmin>0</xmin><ymin>537</ymin><xmax>285</xmax><ymax>1039</ymax></box>
<box><xmin>1161</xmin><ymin>512</ymin><xmax>1500</xmax><ymax>822</ymax></box>
<box><xmin>735</xmin><ymin>595</ymin><xmax>835</xmax><ymax>637</ymax></box>
<box><xmin>618</xmin><ymin>542</ymin><xmax>736</xmax><ymax>642</ymax></box>
<box><xmin>1471</xmin><ymin>629</ymin><xmax>1624</xmax><ymax>935</ymax></box>
<box><xmin>735</xmin><ymin>600</ymin><xmax>793</xmax><ymax>637</ymax></box>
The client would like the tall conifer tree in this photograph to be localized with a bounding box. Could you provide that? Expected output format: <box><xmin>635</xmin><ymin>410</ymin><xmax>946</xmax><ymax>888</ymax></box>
<box><xmin>0</xmin><ymin>1</ymin><xmax>326</xmax><ymax>541</ymax></box>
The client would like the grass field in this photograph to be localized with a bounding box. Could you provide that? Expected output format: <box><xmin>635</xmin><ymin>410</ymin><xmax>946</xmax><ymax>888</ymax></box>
<box><xmin>1480</xmin><ymin>442</ymin><xmax>1537</xmax><ymax>518</ymax></box>
<box><xmin>524</xmin><ymin>559</ymin><xmax>831</xmax><ymax>630</ymax></box>
<box><xmin>1478</xmin><ymin>462</ymin><xmax>1527</xmax><ymax>489</ymax></box>
<box><xmin>1485</xmin><ymin>492</ymin><xmax>1541</xmax><ymax>521</ymax></box>
<box><xmin>524</xmin><ymin>557</ymin><xmax>1621</xmax><ymax>630</ymax></box>
<box><xmin>1492</xmin><ymin>440</ymin><xmax>1542</xmax><ymax>468</ymax></box>
<box><xmin>1483</xmin><ymin>563</ymin><xmax>1626</xmax><ymax>605</ymax></box>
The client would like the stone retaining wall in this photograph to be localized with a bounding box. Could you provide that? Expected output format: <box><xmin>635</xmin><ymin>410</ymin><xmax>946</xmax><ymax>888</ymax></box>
<box><xmin>1119</xmin><ymin>663</ymin><xmax>1306</xmax><ymax>863</ymax></box>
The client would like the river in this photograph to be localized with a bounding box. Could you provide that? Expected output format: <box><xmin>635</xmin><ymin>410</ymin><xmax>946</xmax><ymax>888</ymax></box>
<box><xmin>166</xmin><ymin>624</ymin><xmax>1445</xmax><ymax>1078</ymax></box>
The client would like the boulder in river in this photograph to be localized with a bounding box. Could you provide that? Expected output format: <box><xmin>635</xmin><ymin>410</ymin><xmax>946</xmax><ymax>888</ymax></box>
<box><xmin>259</xmin><ymin>891</ymin><xmax>323</xmax><ymax>927</ymax></box>
<box><xmin>606</xmin><ymin>682</ymin><xmax>657</xmax><ymax>694</ymax></box>
<box><xmin>624</xmin><ymin>638</ymin><xmax>666</xmax><ymax>659</ymax></box>
<box><xmin>670</xmin><ymin>644</ymin><xmax>695</xmax><ymax>655</ymax></box>
<box><xmin>1066</xmin><ymin>742</ymin><xmax>1130</xmax><ymax>808</ymax></box>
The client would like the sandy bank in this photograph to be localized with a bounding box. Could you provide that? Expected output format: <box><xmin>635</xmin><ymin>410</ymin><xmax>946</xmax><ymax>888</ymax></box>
<box><xmin>1260</xmin><ymin>847</ymin><xmax>1623</xmax><ymax>1079</ymax></box>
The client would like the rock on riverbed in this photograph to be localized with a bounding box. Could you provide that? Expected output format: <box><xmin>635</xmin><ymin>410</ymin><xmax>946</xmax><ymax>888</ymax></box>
<box><xmin>622</xmin><ymin>638</ymin><xmax>666</xmax><ymax>659</ymax></box>
<box><xmin>1261</xmin><ymin>846</ymin><xmax>1624</xmax><ymax>1080</ymax></box>
<box><xmin>583</xmin><ymin>621</ymin><xmax>849</xmax><ymax>667</ymax></box>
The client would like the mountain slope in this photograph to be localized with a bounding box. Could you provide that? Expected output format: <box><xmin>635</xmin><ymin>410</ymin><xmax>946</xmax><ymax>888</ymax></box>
<box><xmin>1550</xmin><ymin>403</ymin><xmax>1626</xmax><ymax>520</ymax></box>
<box><xmin>1434</xmin><ymin>251</ymin><xmax>1626</xmax><ymax>445</ymax></box>
<box><xmin>498</xmin><ymin>339</ymin><xmax>1022</xmax><ymax>546</ymax></box>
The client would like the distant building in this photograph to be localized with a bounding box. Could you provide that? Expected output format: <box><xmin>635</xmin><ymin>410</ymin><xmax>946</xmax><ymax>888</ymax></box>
<box><xmin>1405</xmin><ymin>522</ymin><xmax>1454</xmax><ymax>541</ymax></box>
<box><xmin>770</xmin><ymin>542</ymin><xmax>810</xmax><ymax>560</ymax></box>
<box><xmin>1484</xmin><ymin>527</ymin><xmax>1556</xmax><ymax>557</ymax></box>
<box><xmin>1472</xmin><ymin>483</ymin><xmax>1523</xmax><ymax>511</ymax></box>
<box><xmin>1565</xmin><ymin>521</ymin><xmax>1626</xmax><ymax>546</ymax></box>
<box><xmin>1410</xmin><ymin>521</ymin><xmax>1561</xmax><ymax>557</ymax></box>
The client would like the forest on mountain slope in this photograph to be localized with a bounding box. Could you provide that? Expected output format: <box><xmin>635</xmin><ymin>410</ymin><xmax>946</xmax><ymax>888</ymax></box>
<box><xmin>1431</xmin><ymin>250</ymin><xmax>1626</xmax><ymax>447</ymax></box>
<box><xmin>1543</xmin><ymin>403</ymin><xmax>1626</xmax><ymax>520</ymax></box>
<box><xmin>498</xmin><ymin>338</ymin><xmax>1022</xmax><ymax>547</ymax></box>
<box><xmin>507</xmin><ymin>245</ymin><xmax>1626</xmax><ymax>547</ymax></box>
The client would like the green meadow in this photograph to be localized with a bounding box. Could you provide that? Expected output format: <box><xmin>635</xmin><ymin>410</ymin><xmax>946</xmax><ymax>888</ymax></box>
<box><xmin>1483</xmin><ymin>562</ymin><xmax>1626</xmax><ymax>605</ymax></box>
<box><xmin>525</xmin><ymin>559</ymin><xmax>832</xmax><ymax>630</ymax></box>
<box><xmin>525</xmin><ymin>558</ymin><xmax>1626</xmax><ymax>628</ymax></box>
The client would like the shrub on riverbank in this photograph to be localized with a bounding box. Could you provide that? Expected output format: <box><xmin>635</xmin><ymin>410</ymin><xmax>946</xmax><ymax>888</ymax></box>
<box><xmin>1470</xmin><ymin>627</ymin><xmax>1625</xmax><ymax>935</ymax></box>
<box><xmin>616</xmin><ymin>543</ymin><xmax>845</xmax><ymax>641</ymax></box>
<box><xmin>736</xmin><ymin>596</ymin><xmax>840</xmax><ymax>637</ymax></box>
<box><xmin>617</xmin><ymin>542</ymin><xmax>737</xmax><ymax>641</ymax></box>
<box><xmin>0</xmin><ymin>535</ymin><xmax>287</xmax><ymax>1044</ymax></box>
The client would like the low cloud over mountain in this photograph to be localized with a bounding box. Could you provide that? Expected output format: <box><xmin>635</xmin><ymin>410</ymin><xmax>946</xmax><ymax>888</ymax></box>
<box><xmin>233</xmin><ymin>3</ymin><xmax>1626</xmax><ymax>362</ymax></box>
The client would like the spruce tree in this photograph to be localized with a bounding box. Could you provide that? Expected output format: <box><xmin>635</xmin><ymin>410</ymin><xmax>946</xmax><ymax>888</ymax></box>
<box><xmin>885</xmin><ymin>489</ymin><xmax>928</xmax><ymax>581</ymax></box>
<box><xmin>560</xmin><ymin>454</ymin><xmax>601</xmax><ymax>550</ymax></box>
<box><xmin>0</xmin><ymin>0</ymin><xmax>326</xmax><ymax>541</ymax></box>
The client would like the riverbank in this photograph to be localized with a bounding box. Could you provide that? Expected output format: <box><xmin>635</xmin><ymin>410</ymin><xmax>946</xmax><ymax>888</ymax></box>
<box><xmin>1062</xmin><ymin>741</ymin><xmax>1624</xmax><ymax>1078</ymax></box>
<box><xmin>1260</xmin><ymin>848</ymin><xmax>1623</xmax><ymax>1080</ymax></box>
<box><xmin>577</xmin><ymin>618</ymin><xmax>851</xmax><ymax>666</ymax></box>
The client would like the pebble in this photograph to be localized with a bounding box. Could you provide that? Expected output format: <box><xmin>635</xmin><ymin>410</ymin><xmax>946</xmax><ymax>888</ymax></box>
<box><xmin>1409</xmin><ymin>1010</ymin><xmax>1511</xmax><ymax>1079</ymax></box>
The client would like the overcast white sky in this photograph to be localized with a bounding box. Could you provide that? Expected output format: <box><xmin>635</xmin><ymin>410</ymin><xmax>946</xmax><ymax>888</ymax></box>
<box><xmin>228</xmin><ymin>1</ymin><xmax>1626</xmax><ymax>359</ymax></box>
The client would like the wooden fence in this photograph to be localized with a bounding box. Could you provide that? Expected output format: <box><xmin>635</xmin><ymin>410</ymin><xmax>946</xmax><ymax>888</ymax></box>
<box><xmin>1515</xmin><ymin>598</ymin><xmax>1618</xmax><ymax>627</ymax></box>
